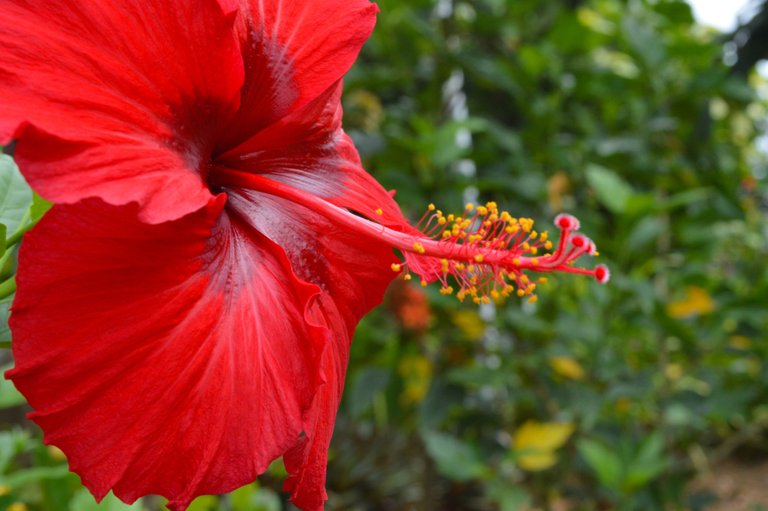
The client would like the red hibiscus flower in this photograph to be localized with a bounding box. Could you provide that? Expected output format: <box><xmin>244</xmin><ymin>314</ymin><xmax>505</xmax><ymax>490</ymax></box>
<box><xmin>0</xmin><ymin>1</ymin><xmax>608</xmax><ymax>510</ymax></box>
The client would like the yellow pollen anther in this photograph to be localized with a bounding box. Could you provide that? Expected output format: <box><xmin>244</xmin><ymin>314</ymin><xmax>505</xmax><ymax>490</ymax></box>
<box><xmin>391</xmin><ymin>263</ymin><xmax>402</xmax><ymax>272</ymax></box>
<box><xmin>428</xmin><ymin>203</ymin><xmax>436</xmax><ymax>211</ymax></box>
<box><xmin>517</xmin><ymin>289</ymin><xmax>526</xmax><ymax>297</ymax></box>
<box><xmin>474</xmin><ymin>254</ymin><xmax>484</xmax><ymax>263</ymax></box>
<box><xmin>404</xmin><ymin>274</ymin><xmax>412</xmax><ymax>281</ymax></box>
<box><xmin>465</xmin><ymin>203</ymin><xmax>474</xmax><ymax>211</ymax></box>
<box><xmin>412</xmin><ymin>242</ymin><xmax>426</xmax><ymax>254</ymax></box>
<box><xmin>532</xmin><ymin>258</ymin><xmax>539</xmax><ymax>266</ymax></box>
<box><xmin>420</xmin><ymin>279</ymin><xmax>428</xmax><ymax>287</ymax></box>
<box><xmin>544</xmin><ymin>241</ymin><xmax>553</xmax><ymax>250</ymax></box>
<box><xmin>438</xmin><ymin>217</ymin><xmax>447</xmax><ymax>225</ymax></box>
<box><xmin>375</xmin><ymin>208</ymin><xmax>383</xmax><ymax>216</ymax></box>
<box><xmin>513</xmin><ymin>258</ymin><xmax>521</xmax><ymax>265</ymax></box>
<box><xmin>528</xmin><ymin>295</ymin><xmax>539</xmax><ymax>303</ymax></box>
<box><xmin>476</xmin><ymin>206</ymin><xmax>488</xmax><ymax>216</ymax></box>
<box><xmin>442</xmin><ymin>231</ymin><xmax>452</xmax><ymax>239</ymax></box>
<box><xmin>538</xmin><ymin>277</ymin><xmax>549</xmax><ymax>284</ymax></box>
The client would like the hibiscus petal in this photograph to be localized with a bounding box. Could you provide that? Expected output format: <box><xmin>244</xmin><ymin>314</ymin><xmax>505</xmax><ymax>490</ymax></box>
<box><xmin>6</xmin><ymin>197</ymin><xmax>332</xmax><ymax>510</ymax></box>
<box><xmin>0</xmin><ymin>0</ymin><xmax>244</xmax><ymax>223</ymax></box>
<box><xmin>225</xmin><ymin>188</ymin><xmax>398</xmax><ymax>510</ymax></box>
<box><xmin>218</xmin><ymin>80</ymin><xmax>408</xmax><ymax>229</ymax></box>
<box><xmin>219</xmin><ymin>0</ymin><xmax>378</xmax><ymax>148</ymax></box>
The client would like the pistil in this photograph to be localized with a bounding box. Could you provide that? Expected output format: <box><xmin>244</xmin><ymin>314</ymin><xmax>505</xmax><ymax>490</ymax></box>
<box><xmin>214</xmin><ymin>168</ymin><xmax>609</xmax><ymax>302</ymax></box>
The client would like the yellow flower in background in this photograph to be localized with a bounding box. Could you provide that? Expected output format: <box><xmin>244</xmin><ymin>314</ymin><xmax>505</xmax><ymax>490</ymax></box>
<box><xmin>452</xmin><ymin>309</ymin><xmax>485</xmax><ymax>341</ymax></box>
<box><xmin>7</xmin><ymin>503</ymin><xmax>28</xmax><ymax>511</ymax></box>
<box><xmin>398</xmin><ymin>355</ymin><xmax>433</xmax><ymax>404</ymax></box>
<box><xmin>549</xmin><ymin>356</ymin><xmax>586</xmax><ymax>380</ymax></box>
<box><xmin>666</xmin><ymin>286</ymin><xmax>715</xmax><ymax>318</ymax></box>
<box><xmin>664</xmin><ymin>363</ymin><xmax>683</xmax><ymax>381</ymax></box>
<box><xmin>547</xmin><ymin>171</ymin><xmax>570</xmax><ymax>213</ymax></box>
<box><xmin>513</xmin><ymin>421</ymin><xmax>575</xmax><ymax>471</ymax></box>
<box><xmin>729</xmin><ymin>335</ymin><xmax>751</xmax><ymax>350</ymax></box>
<box><xmin>47</xmin><ymin>445</ymin><xmax>67</xmax><ymax>462</ymax></box>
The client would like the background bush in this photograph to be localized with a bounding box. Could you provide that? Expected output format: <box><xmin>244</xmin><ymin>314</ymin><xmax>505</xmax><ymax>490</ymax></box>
<box><xmin>1</xmin><ymin>0</ymin><xmax>767</xmax><ymax>510</ymax></box>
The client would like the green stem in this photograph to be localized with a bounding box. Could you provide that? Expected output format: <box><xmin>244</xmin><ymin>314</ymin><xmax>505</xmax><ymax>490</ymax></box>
<box><xmin>0</xmin><ymin>276</ymin><xmax>16</xmax><ymax>300</ymax></box>
<box><xmin>0</xmin><ymin>340</ymin><xmax>10</xmax><ymax>350</ymax></box>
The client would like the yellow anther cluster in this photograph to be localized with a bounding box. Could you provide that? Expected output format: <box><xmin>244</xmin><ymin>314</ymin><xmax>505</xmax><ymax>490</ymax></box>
<box><xmin>375</xmin><ymin>208</ymin><xmax>384</xmax><ymax>216</ymax></box>
<box><xmin>391</xmin><ymin>263</ymin><xmax>402</xmax><ymax>272</ymax></box>
<box><xmin>403</xmin><ymin>201</ymin><xmax>563</xmax><ymax>305</ymax></box>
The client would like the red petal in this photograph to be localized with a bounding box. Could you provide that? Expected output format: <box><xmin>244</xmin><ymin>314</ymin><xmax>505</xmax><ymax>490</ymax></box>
<box><xmin>0</xmin><ymin>1</ymin><xmax>244</xmax><ymax>223</ymax></box>
<box><xmin>6</xmin><ymin>197</ymin><xmax>332</xmax><ymax>510</ymax></box>
<box><xmin>283</xmin><ymin>293</ymin><xmax>350</xmax><ymax>511</ymax></box>
<box><xmin>225</xmin><ymin>189</ymin><xmax>398</xmax><ymax>509</ymax></box>
<box><xmin>218</xmin><ymin>80</ymin><xmax>408</xmax><ymax>229</ymax></box>
<box><xmin>218</xmin><ymin>0</ymin><xmax>378</xmax><ymax>148</ymax></box>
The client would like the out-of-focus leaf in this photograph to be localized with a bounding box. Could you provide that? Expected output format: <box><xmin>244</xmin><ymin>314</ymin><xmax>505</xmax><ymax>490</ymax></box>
<box><xmin>0</xmin><ymin>363</ymin><xmax>24</xmax><ymax>409</ymax></box>
<box><xmin>0</xmin><ymin>298</ymin><xmax>10</xmax><ymax>345</ymax></box>
<box><xmin>0</xmin><ymin>156</ymin><xmax>32</xmax><ymax>234</ymax></box>
<box><xmin>348</xmin><ymin>367</ymin><xmax>391</xmax><ymax>417</ymax></box>
<box><xmin>578</xmin><ymin>438</ymin><xmax>623</xmax><ymax>489</ymax></box>
<box><xmin>2</xmin><ymin>464</ymin><xmax>70</xmax><ymax>487</ymax></box>
<box><xmin>626</xmin><ymin>433</ymin><xmax>667</xmax><ymax>489</ymax></box>
<box><xmin>187</xmin><ymin>495</ymin><xmax>217</xmax><ymax>511</ymax></box>
<box><xmin>421</xmin><ymin>430</ymin><xmax>488</xmax><ymax>481</ymax></box>
<box><xmin>486</xmin><ymin>481</ymin><xmax>531</xmax><ymax>511</ymax></box>
<box><xmin>585</xmin><ymin>163</ymin><xmax>634</xmax><ymax>213</ymax></box>
<box><xmin>30</xmin><ymin>193</ymin><xmax>52</xmax><ymax>222</ymax></box>
<box><xmin>69</xmin><ymin>489</ymin><xmax>145</xmax><ymax>511</ymax></box>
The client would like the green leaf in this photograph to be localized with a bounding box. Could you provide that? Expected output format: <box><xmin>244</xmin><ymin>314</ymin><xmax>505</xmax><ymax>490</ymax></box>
<box><xmin>577</xmin><ymin>438</ymin><xmax>623</xmax><ymax>490</ymax></box>
<box><xmin>30</xmin><ymin>192</ymin><xmax>52</xmax><ymax>222</ymax></box>
<box><xmin>69</xmin><ymin>489</ymin><xmax>145</xmax><ymax>511</ymax></box>
<box><xmin>1</xmin><ymin>464</ymin><xmax>70</xmax><ymax>487</ymax></box>
<box><xmin>187</xmin><ymin>495</ymin><xmax>218</xmax><ymax>511</ymax></box>
<box><xmin>0</xmin><ymin>298</ymin><xmax>11</xmax><ymax>346</ymax></box>
<box><xmin>486</xmin><ymin>480</ymin><xmax>531</xmax><ymax>511</ymax></box>
<box><xmin>0</xmin><ymin>155</ymin><xmax>33</xmax><ymax>234</ymax></box>
<box><xmin>585</xmin><ymin>163</ymin><xmax>634</xmax><ymax>213</ymax></box>
<box><xmin>0</xmin><ymin>363</ymin><xmax>24</xmax><ymax>409</ymax></box>
<box><xmin>0</xmin><ymin>224</ymin><xmax>5</xmax><ymax>258</ymax></box>
<box><xmin>348</xmin><ymin>367</ymin><xmax>391</xmax><ymax>418</ymax></box>
<box><xmin>0</xmin><ymin>430</ymin><xmax>29</xmax><ymax>473</ymax></box>
<box><xmin>626</xmin><ymin>433</ymin><xmax>667</xmax><ymax>489</ymax></box>
<box><xmin>421</xmin><ymin>430</ymin><xmax>488</xmax><ymax>481</ymax></box>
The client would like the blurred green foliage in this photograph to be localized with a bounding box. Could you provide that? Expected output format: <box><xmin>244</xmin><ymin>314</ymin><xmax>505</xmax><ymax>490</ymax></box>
<box><xmin>1</xmin><ymin>0</ymin><xmax>767</xmax><ymax>510</ymax></box>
